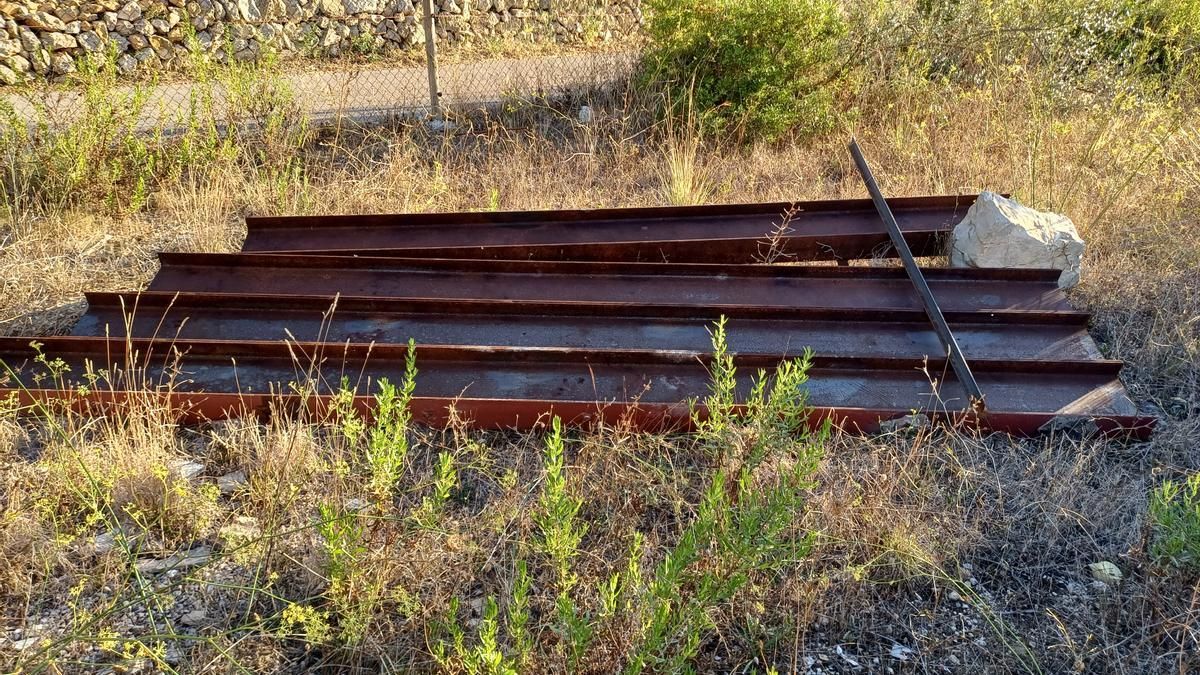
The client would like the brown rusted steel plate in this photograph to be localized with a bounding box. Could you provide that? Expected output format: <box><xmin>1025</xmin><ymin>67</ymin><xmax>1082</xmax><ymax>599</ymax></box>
<box><xmin>148</xmin><ymin>254</ymin><xmax>1076</xmax><ymax>313</ymax></box>
<box><xmin>0</xmin><ymin>337</ymin><xmax>1153</xmax><ymax>436</ymax></box>
<box><xmin>241</xmin><ymin>195</ymin><xmax>980</xmax><ymax>263</ymax></box>
<box><xmin>77</xmin><ymin>291</ymin><xmax>1102</xmax><ymax>362</ymax></box>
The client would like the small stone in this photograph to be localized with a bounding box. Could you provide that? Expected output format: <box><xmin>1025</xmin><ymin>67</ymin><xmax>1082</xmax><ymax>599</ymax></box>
<box><xmin>77</xmin><ymin>30</ymin><xmax>104</xmax><ymax>51</ymax></box>
<box><xmin>0</xmin><ymin>63</ymin><xmax>17</xmax><ymax>84</ymax></box>
<box><xmin>1089</xmin><ymin>561</ymin><xmax>1123</xmax><ymax>586</ymax></box>
<box><xmin>93</xmin><ymin>531</ymin><xmax>118</xmax><ymax>554</ymax></box>
<box><xmin>219</xmin><ymin>516</ymin><xmax>260</xmax><ymax>543</ymax></box>
<box><xmin>25</xmin><ymin>12</ymin><xmax>68</xmax><ymax>31</ymax></box>
<box><xmin>40</xmin><ymin>32</ymin><xmax>78</xmax><ymax>51</ymax></box>
<box><xmin>18</xmin><ymin>27</ymin><xmax>40</xmax><ymax>52</ymax></box>
<box><xmin>216</xmin><ymin>469</ymin><xmax>247</xmax><ymax>495</ymax></box>
<box><xmin>149</xmin><ymin>34</ymin><xmax>173</xmax><ymax>59</ymax></box>
<box><xmin>180</xmin><ymin>609</ymin><xmax>208</xmax><ymax>626</ymax></box>
<box><xmin>50</xmin><ymin>52</ymin><xmax>75</xmax><ymax>74</ymax></box>
<box><xmin>168</xmin><ymin>458</ymin><xmax>205</xmax><ymax>481</ymax></box>
<box><xmin>3</xmin><ymin>54</ymin><xmax>30</xmax><ymax>73</ymax></box>
<box><xmin>115</xmin><ymin>52</ymin><xmax>136</xmax><ymax>72</ymax></box>
<box><xmin>317</xmin><ymin>0</ymin><xmax>346</xmax><ymax>17</ymax></box>
<box><xmin>879</xmin><ymin>414</ymin><xmax>930</xmax><ymax>433</ymax></box>
<box><xmin>116</xmin><ymin>2</ymin><xmax>142</xmax><ymax>21</ymax></box>
<box><xmin>948</xmin><ymin>589</ymin><xmax>962</xmax><ymax>602</ymax></box>
<box><xmin>889</xmin><ymin>644</ymin><xmax>914</xmax><ymax>661</ymax></box>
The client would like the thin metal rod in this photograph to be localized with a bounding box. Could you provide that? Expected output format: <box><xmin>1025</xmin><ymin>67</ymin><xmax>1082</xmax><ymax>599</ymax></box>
<box><xmin>421</xmin><ymin>0</ymin><xmax>441</xmax><ymax>119</ymax></box>
<box><xmin>848</xmin><ymin>139</ymin><xmax>986</xmax><ymax>409</ymax></box>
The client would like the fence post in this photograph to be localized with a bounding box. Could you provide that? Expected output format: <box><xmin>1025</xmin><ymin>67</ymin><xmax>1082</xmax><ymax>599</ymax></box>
<box><xmin>421</xmin><ymin>0</ymin><xmax>441</xmax><ymax>118</ymax></box>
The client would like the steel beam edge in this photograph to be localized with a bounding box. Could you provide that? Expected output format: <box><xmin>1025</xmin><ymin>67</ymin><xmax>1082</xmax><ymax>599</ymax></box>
<box><xmin>0</xmin><ymin>388</ymin><xmax>1156</xmax><ymax>439</ymax></box>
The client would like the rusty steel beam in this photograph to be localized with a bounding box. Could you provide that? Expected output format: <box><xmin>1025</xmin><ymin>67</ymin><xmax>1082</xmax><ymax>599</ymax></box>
<box><xmin>0</xmin><ymin>336</ymin><xmax>1153</xmax><ymax>436</ymax></box>
<box><xmin>147</xmin><ymin>254</ymin><xmax>1077</xmax><ymax>313</ymax></box>
<box><xmin>77</xmin><ymin>291</ymin><xmax>1101</xmax><ymax>362</ymax></box>
<box><xmin>850</xmin><ymin>140</ymin><xmax>985</xmax><ymax>407</ymax></box>
<box><xmin>241</xmin><ymin>195</ymin><xmax>981</xmax><ymax>263</ymax></box>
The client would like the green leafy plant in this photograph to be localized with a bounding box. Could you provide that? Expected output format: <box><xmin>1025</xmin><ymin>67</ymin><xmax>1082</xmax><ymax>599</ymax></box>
<box><xmin>627</xmin><ymin>320</ymin><xmax>824</xmax><ymax>673</ymax></box>
<box><xmin>641</xmin><ymin>0</ymin><xmax>848</xmax><ymax>142</ymax></box>
<box><xmin>507</xmin><ymin>560</ymin><xmax>534</xmax><ymax>667</ymax></box>
<box><xmin>366</xmin><ymin>340</ymin><xmax>418</xmax><ymax>497</ymax></box>
<box><xmin>533</xmin><ymin>416</ymin><xmax>587</xmax><ymax>592</ymax></box>
<box><xmin>1149</xmin><ymin>471</ymin><xmax>1200</xmax><ymax>572</ymax></box>
<box><xmin>432</xmin><ymin>596</ymin><xmax>519</xmax><ymax>675</ymax></box>
<box><xmin>413</xmin><ymin>451</ymin><xmax>459</xmax><ymax>529</ymax></box>
<box><xmin>532</xmin><ymin>416</ymin><xmax>594</xmax><ymax>665</ymax></box>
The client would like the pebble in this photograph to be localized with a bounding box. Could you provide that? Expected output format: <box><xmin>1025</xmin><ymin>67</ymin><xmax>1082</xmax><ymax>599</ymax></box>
<box><xmin>217</xmin><ymin>469</ymin><xmax>247</xmax><ymax>495</ymax></box>
<box><xmin>180</xmin><ymin>609</ymin><xmax>208</xmax><ymax>626</ymax></box>
<box><xmin>168</xmin><ymin>458</ymin><xmax>206</xmax><ymax>481</ymax></box>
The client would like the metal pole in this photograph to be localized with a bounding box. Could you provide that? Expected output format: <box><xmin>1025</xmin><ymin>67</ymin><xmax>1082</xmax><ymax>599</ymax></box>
<box><xmin>848</xmin><ymin>139</ymin><xmax>986</xmax><ymax>411</ymax></box>
<box><xmin>421</xmin><ymin>0</ymin><xmax>441</xmax><ymax>119</ymax></box>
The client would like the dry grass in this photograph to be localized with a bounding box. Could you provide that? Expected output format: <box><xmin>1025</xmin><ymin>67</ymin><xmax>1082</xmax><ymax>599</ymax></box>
<box><xmin>0</xmin><ymin>42</ymin><xmax>1198</xmax><ymax>675</ymax></box>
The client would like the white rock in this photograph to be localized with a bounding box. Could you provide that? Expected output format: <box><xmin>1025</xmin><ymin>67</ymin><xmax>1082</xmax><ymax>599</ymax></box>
<box><xmin>318</xmin><ymin>0</ymin><xmax>346</xmax><ymax>17</ymax></box>
<box><xmin>950</xmin><ymin>192</ymin><xmax>1085</xmax><ymax>289</ymax></box>
<box><xmin>26</xmin><ymin>12</ymin><xmax>68</xmax><ymax>31</ymax></box>
<box><xmin>889</xmin><ymin>643</ymin><xmax>915</xmax><ymax>661</ymax></box>
<box><xmin>168</xmin><ymin>458</ymin><xmax>206</xmax><ymax>481</ymax></box>
<box><xmin>1088</xmin><ymin>561</ymin><xmax>1123</xmax><ymax>585</ymax></box>
<box><xmin>93</xmin><ymin>531</ymin><xmax>119</xmax><ymax>554</ymax></box>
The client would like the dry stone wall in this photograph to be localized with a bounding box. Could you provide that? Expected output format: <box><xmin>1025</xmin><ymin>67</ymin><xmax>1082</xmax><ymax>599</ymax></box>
<box><xmin>0</xmin><ymin>0</ymin><xmax>642</xmax><ymax>84</ymax></box>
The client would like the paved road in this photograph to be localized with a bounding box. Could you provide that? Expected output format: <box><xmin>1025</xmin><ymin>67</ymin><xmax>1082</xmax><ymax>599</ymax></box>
<box><xmin>4</xmin><ymin>52</ymin><xmax>635</xmax><ymax>129</ymax></box>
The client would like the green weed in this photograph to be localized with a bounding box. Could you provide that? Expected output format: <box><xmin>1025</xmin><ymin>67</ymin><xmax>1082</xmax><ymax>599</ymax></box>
<box><xmin>1149</xmin><ymin>471</ymin><xmax>1200</xmax><ymax>572</ymax></box>
<box><xmin>366</xmin><ymin>339</ymin><xmax>418</xmax><ymax>498</ymax></box>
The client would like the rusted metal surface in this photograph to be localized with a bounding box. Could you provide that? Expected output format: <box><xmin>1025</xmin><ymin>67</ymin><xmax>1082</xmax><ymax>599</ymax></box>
<box><xmin>148</xmin><ymin>254</ymin><xmax>1075</xmax><ymax>313</ymax></box>
<box><xmin>241</xmin><ymin>195</ymin><xmax>980</xmax><ymax>263</ymax></box>
<box><xmin>77</xmin><ymin>291</ymin><xmax>1101</xmax><ymax>361</ymax></box>
<box><xmin>0</xmin><ymin>190</ymin><xmax>1151</xmax><ymax>437</ymax></box>
<box><xmin>0</xmin><ymin>336</ymin><xmax>1153</xmax><ymax>436</ymax></box>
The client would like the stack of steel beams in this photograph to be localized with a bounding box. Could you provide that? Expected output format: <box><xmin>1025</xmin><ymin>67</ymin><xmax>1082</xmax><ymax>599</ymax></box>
<box><xmin>0</xmin><ymin>195</ymin><xmax>1153</xmax><ymax>436</ymax></box>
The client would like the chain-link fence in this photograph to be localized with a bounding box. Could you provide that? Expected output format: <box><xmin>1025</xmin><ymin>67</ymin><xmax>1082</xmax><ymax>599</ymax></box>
<box><xmin>1</xmin><ymin>0</ymin><xmax>641</xmax><ymax>130</ymax></box>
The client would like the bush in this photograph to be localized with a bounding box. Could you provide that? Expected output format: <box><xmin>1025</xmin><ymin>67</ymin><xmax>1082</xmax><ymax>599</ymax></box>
<box><xmin>641</xmin><ymin>0</ymin><xmax>848</xmax><ymax>143</ymax></box>
<box><xmin>1149</xmin><ymin>471</ymin><xmax>1200</xmax><ymax>573</ymax></box>
<box><xmin>860</xmin><ymin>0</ymin><xmax>1200</xmax><ymax>90</ymax></box>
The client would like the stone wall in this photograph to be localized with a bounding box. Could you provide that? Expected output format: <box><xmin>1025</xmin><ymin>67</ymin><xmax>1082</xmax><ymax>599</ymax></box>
<box><xmin>0</xmin><ymin>0</ymin><xmax>642</xmax><ymax>84</ymax></box>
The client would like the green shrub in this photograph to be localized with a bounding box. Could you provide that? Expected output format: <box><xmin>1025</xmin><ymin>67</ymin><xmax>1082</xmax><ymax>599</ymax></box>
<box><xmin>861</xmin><ymin>0</ymin><xmax>1200</xmax><ymax>89</ymax></box>
<box><xmin>641</xmin><ymin>0</ymin><xmax>848</xmax><ymax>142</ymax></box>
<box><xmin>1149</xmin><ymin>471</ymin><xmax>1200</xmax><ymax>573</ymax></box>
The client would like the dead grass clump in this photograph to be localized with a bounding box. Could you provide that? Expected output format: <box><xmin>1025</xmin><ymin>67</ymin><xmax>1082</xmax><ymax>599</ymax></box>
<box><xmin>33</xmin><ymin>406</ymin><xmax>220</xmax><ymax>550</ymax></box>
